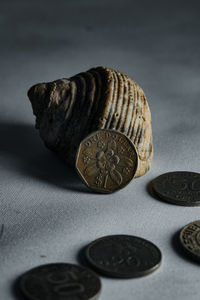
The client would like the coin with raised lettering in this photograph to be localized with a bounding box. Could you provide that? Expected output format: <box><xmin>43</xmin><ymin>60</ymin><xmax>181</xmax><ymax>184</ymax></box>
<box><xmin>85</xmin><ymin>235</ymin><xmax>162</xmax><ymax>278</ymax></box>
<box><xmin>19</xmin><ymin>263</ymin><xmax>101</xmax><ymax>300</ymax></box>
<box><xmin>76</xmin><ymin>129</ymin><xmax>138</xmax><ymax>193</ymax></box>
<box><xmin>180</xmin><ymin>220</ymin><xmax>200</xmax><ymax>261</ymax></box>
<box><xmin>152</xmin><ymin>172</ymin><xmax>200</xmax><ymax>206</ymax></box>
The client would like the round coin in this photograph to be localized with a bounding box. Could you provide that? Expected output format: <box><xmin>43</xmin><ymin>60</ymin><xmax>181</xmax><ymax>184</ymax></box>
<box><xmin>180</xmin><ymin>220</ymin><xmax>200</xmax><ymax>261</ymax></box>
<box><xmin>76</xmin><ymin>129</ymin><xmax>138</xmax><ymax>193</ymax></box>
<box><xmin>19</xmin><ymin>263</ymin><xmax>101</xmax><ymax>300</ymax></box>
<box><xmin>85</xmin><ymin>235</ymin><xmax>162</xmax><ymax>278</ymax></box>
<box><xmin>152</xmin><ymin>171</ymin><xmax>200</xmax><ymax>206</ymax></box>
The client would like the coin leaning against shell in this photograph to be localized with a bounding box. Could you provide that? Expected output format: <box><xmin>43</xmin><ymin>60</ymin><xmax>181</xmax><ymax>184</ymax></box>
<box><xmin>180</xmin><ymin>220</ymin><xmax>200</xmax><ymax>261</ymax></box>
<box><xmin>76</xmin><ymin>129</ymin><xmax>138</xmax><ymax>193</ymax></box>
<box><xmin>19</xmin><ymin>263</ymin><xmax>101</xmax><ymax>300</ymax></box>
<box><xmin>152</xmin><ymin>171</ymin><xmax>200</xmax><ymax>206</ymax></box>
<box><xmin>85</xmin><ymin>235</ymin><xmax>162</xmax><ymax>278</ymax></box>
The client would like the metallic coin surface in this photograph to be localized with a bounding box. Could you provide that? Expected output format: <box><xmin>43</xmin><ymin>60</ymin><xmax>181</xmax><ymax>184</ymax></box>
<box><xmin>19</xmin><ymin>263</ymin><xmax>101</xmax><ymax>300</ymax></box>
<box><xmin>85</xmin><ymin>235</ymin><xmax>162</xmax><ymax>278</ymax></box>
<box><xmin>76</xmin><ymin>129</ymin><xmax>138</xmax><ymax>193</ymax></box>
<box><xmin>180</xmin><ymin>220</ymin><xmax>200</xmax><ymax>261</ymax></box>
<box><xmin>152</xmin><ymin>171</ymin><xmax>200</xmax><ymax>206</ymax></box>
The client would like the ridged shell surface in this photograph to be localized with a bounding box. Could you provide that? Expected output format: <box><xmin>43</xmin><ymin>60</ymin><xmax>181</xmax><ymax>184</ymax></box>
<box><xmin>28</xmin><ymin>67</ymin><xmax>153</xmax><ymax>177</ymax></box>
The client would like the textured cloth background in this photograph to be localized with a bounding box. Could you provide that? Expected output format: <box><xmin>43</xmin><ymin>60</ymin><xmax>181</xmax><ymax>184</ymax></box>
<box><xmin>0</xmin><ymin>1</ymin><xmax>200</xmax><ymax>299</ymax></box>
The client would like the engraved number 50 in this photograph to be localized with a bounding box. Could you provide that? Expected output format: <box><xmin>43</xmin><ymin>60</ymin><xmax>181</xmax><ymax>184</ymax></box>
<box><xmin>47</xmin><ymin>271</ymin><xmax>85</xmax><ymax>296</ymax></box>
<box><xmin>169</xmin><ymin>179</ymin><xmax>200</xmax><ymax>191</ymax></box>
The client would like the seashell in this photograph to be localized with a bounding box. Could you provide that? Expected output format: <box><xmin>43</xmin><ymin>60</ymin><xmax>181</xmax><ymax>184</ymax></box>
<box><xmin>28</xmin><ymin>66</ymin><xmax>153</xmax><ymax>178</ymax></box>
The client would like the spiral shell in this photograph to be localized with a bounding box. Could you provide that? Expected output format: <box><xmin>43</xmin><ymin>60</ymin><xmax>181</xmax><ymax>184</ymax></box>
<box><xmin>28</xmin><ymin>66</ymin><xmax>153</xmax><ymax>177</ymax></box>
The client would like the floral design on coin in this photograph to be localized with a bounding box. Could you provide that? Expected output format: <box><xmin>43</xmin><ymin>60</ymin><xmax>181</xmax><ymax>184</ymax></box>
<box><xmin>180</xmin><ymin>220</ymin><xmax>200</xmax><ymax>261</ymax></box>
<box><xmin>19</xmin><ymin>263</ymin><xmax>101</xmax><ymax>300</ymax></box>
<box><xmin>76</xmin><ymin>129</ymin><xmax>138</xmax><ymax>193</ymax></box>
<box><xmin>85</xmin><ymin>235</ymin><xmax>162</xmax><ymax>278</ymax></box>
<box><xmin>86</xmin><ymin>140</ymin><xmax>122</xmax><ymax>186</ymax></box>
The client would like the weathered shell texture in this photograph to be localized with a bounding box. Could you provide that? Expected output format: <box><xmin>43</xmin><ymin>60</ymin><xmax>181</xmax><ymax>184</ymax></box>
<box><xmin>28</xmin><ymin>67</ymin><xmax>153</xmax><ymax>177</ymax></box>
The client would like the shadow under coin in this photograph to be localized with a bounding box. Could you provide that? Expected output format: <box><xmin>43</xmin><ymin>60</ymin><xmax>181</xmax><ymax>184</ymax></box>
<box><xmin>171</xmin><ymin>229</ymin><xmax>200</xmax><ymax>266</ymax></box>
<box><xmin>77</xmin><ymin>245</ymin><xmax>126</xmax><ymax>280</ymax></box>
<box><xmin>77</xmin><ymin>245</ymin><xmax>91</xmax><ymax>269</ymax></box>
<box><xmin>146</xmin><ymin>181</ymin><xmax>168</xmax><ymax>204</ymax></box>
<box><xmin>12</xmin><ymin>277</ymin><xmax>27</xmax><ymax>300</ymax></box>
<box><xmin>0</xmin><ymin>121</ymin><xmax>89</xmax><ymax>194</ymax></box>
<box><xmin>77</xmin><ymin>245</ymin><xmax>110</xmax><ymax>279</ymax></box>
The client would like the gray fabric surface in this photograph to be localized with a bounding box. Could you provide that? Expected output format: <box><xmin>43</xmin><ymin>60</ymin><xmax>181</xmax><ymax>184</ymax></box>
<box><xmin>1</xmin><ymin>0</ymin><xmax>200</xmax><ymax>299</ymax></box>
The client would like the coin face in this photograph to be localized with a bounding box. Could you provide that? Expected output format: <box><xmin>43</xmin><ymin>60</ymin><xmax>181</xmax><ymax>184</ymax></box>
<box><xmin>180</xmin><ymin>220</ymin><xmax>200</xmax><ymax>261</ymax></box>
<box><xmin>85</xmin><ymin>235</ymin><xmax>162</xmax><ymax>278</ymax></box>
<box><xmin>76</xmin><ymin>129</ymin><xmax>138</xmax><ymax>193</ymax></box>
<box><xmin>19</xmin><ymin>263</ymin><xmax>101</xmax><ymax>300</ymax></box>
<box><xmin>152</xmin><ymin>172</ymin><xmax>200</xmax><ymax>206</ymax></box>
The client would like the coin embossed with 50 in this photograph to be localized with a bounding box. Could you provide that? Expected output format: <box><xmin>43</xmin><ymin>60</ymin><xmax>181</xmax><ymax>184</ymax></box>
<box><xmin>165</xmin><ymin>179</ymin><xmax>200</xmax><ymax>191</ymax></box>
<box><xmin>46</xmin><ymin>271</ymin><xmax>85</xmax><ymax>296</ymax></box>
<box><xmin>19</xmin><ymin>263</ymin><xmax>101</xmax><ymax>300</ymax></box>
<box><xmin>152</xmin><ymin>172</ymin><xmax>200</xmax><ymax>206</ymax></box>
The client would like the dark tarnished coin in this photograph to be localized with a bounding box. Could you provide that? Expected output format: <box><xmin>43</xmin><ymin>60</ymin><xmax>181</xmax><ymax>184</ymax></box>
<box><xmin>152</xmin><ymin>171</ymin><xmax>200</xmax><ymax>206</ymax></box>
<box><xmin>85</xmin><ymin>235</ymin><xmax>162</xmax><ymax>278</ymax></box>
<box><xmin>180</xmin><ymin>220</ymin><xmax>200</xmax><ymax>261</ymax></box>
<box><xmin>76</xmin><ymin>129</ymin><xmax>138</xmax><ymax>193</ymax></box>
<box><xmin>19</xmin><ymin>263</ymin><xmax>101</xmax><ymax>300</ymax></box>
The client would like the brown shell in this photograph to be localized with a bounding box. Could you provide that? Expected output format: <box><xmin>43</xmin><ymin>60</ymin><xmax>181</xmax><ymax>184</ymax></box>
<box><xmin>28</xmin><ymin>66</ymin><xmax>153</xmax><ymax>177</ymax></box>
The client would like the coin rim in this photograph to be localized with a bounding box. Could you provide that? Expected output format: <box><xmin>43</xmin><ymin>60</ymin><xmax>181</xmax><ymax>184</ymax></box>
<box><xmin>75</xmin><ymin>129</ymin><xmax>138</xmax><ymax>193</ymax></box>
<box><xmin>19</xmin><ymin>263</ymin><xmax>102</xmax><ymax>300</ymax></box>
<box><xmin>85</xmin><ymin>234</ymin><xmax>162</xmax><ymax>278</ymax></box>
<box><xmin>179</xmin><ymin>220</ymin><xmax>200</xmax><ymax>262</ymax></box>
<box><xmin>152</xmin><ymin>171</ymin><xmax>200</xmax><ymax>206</ymax></box>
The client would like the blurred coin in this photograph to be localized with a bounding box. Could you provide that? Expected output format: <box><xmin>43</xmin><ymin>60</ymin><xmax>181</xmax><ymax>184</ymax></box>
<box><xmin>180</xmin><ymin>220</ymin><xmax>200</xmax><ymax>261</ymax></box>
<box><xmin>76</xmin><ymin>129</ymin><xmax>138</xmax><ymax>193</ymax></box>
<box><xmin>85</xmin><ymin>235</ymin><xmax>161</xmax><ymax>278</ymax></box>
<box><xmin>19</xmin><ymin>263</ymin><xmax>101</xmax><ymax>300</ymax></box>
<box><xmin>152</xmin><ymin>171</ymin><xmax>200</xmax><ymax>206</ymax></box>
